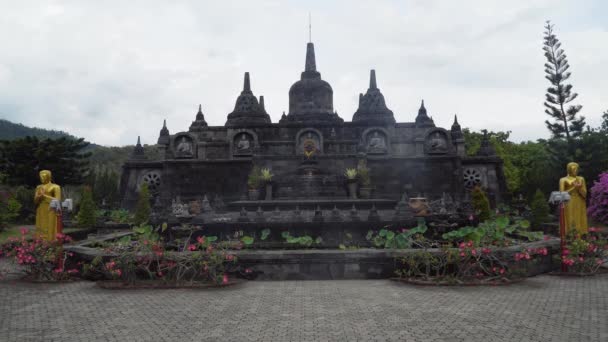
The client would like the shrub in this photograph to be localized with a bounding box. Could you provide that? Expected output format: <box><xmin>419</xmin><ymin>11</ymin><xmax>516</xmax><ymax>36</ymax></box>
<box><xmin>0</xmin><ymin>229</ymin><xmax>78</xmax><ymax>281</ymax></box>
<box><xmin>530</xmin><ymin>189</ymin><xmax>550</xmax><ymax>228</ymax></box>
<box><xmin>471</xmin><ymin>186</ymin><xmax>491</xmax><ymax>222</ymax></box>
<box><xmin>247</xmin><ymin>167</ymin><xmax>262</xmax><ymax>189</ymax></box>
<box><xmin>109</xmin><ymin>209</ymin><xmax>132</xmax><ymax>224</ymax></box>
<box><xmin>87</xmin><ymin>229</ymin><xmax>242</xmax><ymax>285</ymax></box>
<box><xmin>588</xmin><ymin>172</ymin><xmax>608</xmax><ymax>225</ymax></box>
<box><xmin>12</xmin><ymin>186</ymin><xmax>35</xmax><ymax>223</ymax></box>
<box><xmin>133</xmin><ymin>183</ymin><xmax>151</xmax><ymax>226</ymax></box>
<box><xmin>395</xmin><ymin>238</ymin><xmax>545</xmax><ymax>283</ymax></box>
<box><xmin>0</xmin><ymin>193</ymin><xmax>21</xmax><ymax>232</ymax></box>
<box><xmin>77</xmin><ymin>186</ymin><xmax>97</xmax><ymax>228</ymax></box>
<box><xmin>558</xmin><ymin>228</ymin><xmax>608</xmax><ymax>274</ymax></box>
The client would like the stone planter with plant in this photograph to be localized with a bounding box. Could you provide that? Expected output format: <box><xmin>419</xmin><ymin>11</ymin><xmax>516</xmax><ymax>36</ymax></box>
<box><xmin>344</xmin><ymin>168</ymin><xmax>358</xmax><ymax>199</ymax></box>
<box><xmin>260</xmin><ymin>168</ymin><xmax>274</xmax><ymax>201</ymax></box>
<box><xmin>247</xmin><ymin>167</ymin><xmax>262</xmax><ymax>200</ymax></box>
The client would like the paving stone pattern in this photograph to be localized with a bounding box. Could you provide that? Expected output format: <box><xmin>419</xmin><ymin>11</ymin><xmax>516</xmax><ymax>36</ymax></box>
<box><xmin>1</xmin><ymin>269</ymin><xmax>607</xmax><ymax>341</ymax></box>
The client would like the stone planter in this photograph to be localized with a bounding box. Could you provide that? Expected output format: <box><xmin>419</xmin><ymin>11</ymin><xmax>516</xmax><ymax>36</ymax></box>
<box><xmin>248</xmin><ymin>189</ymin><xmax>260</xmax><ymax>201</ymax></box>
<box><xmin>265</xmin><ymin>183</ymin><xmax>273</xmax><ymax>201</ymax></box>
<box><xmin>347</xmin><ymin>181</ymin><xmax>358</xmax><ymax>199</ymax></box>
<box><xmin>359</xmin><ymin>187</ymin><xmax>372</xmax><ymax>199</ymax></box>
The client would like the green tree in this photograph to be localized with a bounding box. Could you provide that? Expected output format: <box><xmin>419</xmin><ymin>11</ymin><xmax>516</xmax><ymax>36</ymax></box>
<box><xmin>542</xmin><ymin>21</ymin><xmax>585</xmax><ymax>145</ymax></box>
<box><xmin>77</xmin><ymin>186</ymin><xmax>97</xmax><ymax>228</ymax></box>
<box><xmin>133</xmin><ymin>183</ymin><xmax>151</xmax><ymax>226</ymax></box>
<box><xmin>530</xmin><ymin>189</ymin><xmax>550</xmax><ymax>228</ymax></box>
<box><xmin>0</xmin><ymin>136</ymin><xmax>91</xmax><ymax>187</ymax></box>
<box><xmin>600</xmin><ymin>110</ymin><xmax>608</xmax><ymax>133</ymax></box>
<box><xmin>471</xmin><ymin>186</ymin><xmax>491</xmax><ymax>222</ymax></box>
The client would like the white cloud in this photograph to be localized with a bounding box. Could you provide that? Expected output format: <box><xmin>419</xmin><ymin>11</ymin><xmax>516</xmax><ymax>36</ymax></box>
<box><xmin>0</xmin><ymin>0</ymin><xmax>605</xmax><ymax>145</ymax></box>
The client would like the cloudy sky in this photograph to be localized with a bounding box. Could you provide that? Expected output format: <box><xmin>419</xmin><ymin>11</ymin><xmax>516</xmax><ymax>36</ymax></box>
<box><xmin>0</xmin><ymin>0</ymin><xmax>606</xmax><ymax>146</ymax></box>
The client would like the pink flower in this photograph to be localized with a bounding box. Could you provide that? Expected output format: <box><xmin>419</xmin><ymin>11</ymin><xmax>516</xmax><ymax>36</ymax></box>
<box><xmin>222</xmin><ymin>274</ymin><xmax>229</xmax><ymax>284</ymax></box>
<box><xmin>468</xmin><ymin>214</ymin><xmax>474</xmax><ymax>221</ymax></box>
<box><xmin>226</xmin><ymin>254</ymin><xmax>234</xmax><ymax>261</ymax></box>
<box><xmin>20</xmin><ymin>228</ymin><xmax>28</xmax><ymax>235</ymax></box>
<box><xmin>53</xmin><ymin>268</ymin><xmax>63</xmax><ymax>273</ymax></box>
<box><xmin>471</xmin><ymin>249</ymin><xmax>477</xmax><ymax>256</ymax></box>
<box><xmin>543</xmin><ymin>235</ymin><xmax>551</xmax><ymax>241</ymax></box>
<box><xmin>157</xmin><ymin>271</ymin><xmax>164</xmax><ymax>277</ymax></box>
<box><xmin>562</xmin><ymin>249</ymin><xmax>570</xmax><ymax>256</ymax></box>
<box><xmin>459</xmin><ymin>252</ymin><xmax>465</xmax><ymax>257</ymax></box>
<box><xmin>197</xmin><ymin>236</ymin><xmax>205</xmax><ymax>244</ymax></box>
<box><xmin>188</xmin><ymin>244</ymin><xmax>197</xmax><ymax>251</ymax></box>
<box><xmin>596</xmin><ymin>259</ymin><xmax>604</xmax><ymax>265</ymax></box>
<box><xmin>499</xmin><ymin>268</ymin><xmax>505</xmax><ymax>274</ymax></box>
<box><xmin>459</xmin><ymin>242</ymin><xmax>466</xmax><ymax>249</ymax></box>
<box><xmin>245</xmin><ymin>268</ymin><xmax>252</xmax><ymax>274</ymax></box>
<box><xmin>482</xmin><ymin>248</ymin><xmax>491</xmax><ymax>255</ymax></box>
<box><xmin>466</xmin><ymin>241</ymin><xmax>473</xmax><ymax>248</ymax></box>
<box><xmin>115</xmin><ymin>269</ymin><xmax>122</xmax><ymax>277</ymax></box>
<box><xmin>588</xmin><ymin>227</ymin><xmax>600</xmax><ymax>232</ymax></box>
<box><xmin>579</xmin><ymin>257</ymin><xmax>585</xmax><ymax>262</ymax></box>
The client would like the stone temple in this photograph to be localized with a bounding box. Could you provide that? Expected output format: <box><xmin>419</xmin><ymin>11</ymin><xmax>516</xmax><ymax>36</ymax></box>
<box><xmin>119</xmin><ymin>41</ymin><xmax>505</xmax><ymax>221</ymax></box>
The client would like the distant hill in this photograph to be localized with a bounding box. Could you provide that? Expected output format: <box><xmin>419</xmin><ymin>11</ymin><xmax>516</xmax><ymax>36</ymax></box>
<box><xmin>0</xmin><ymin>118</ymin><xmax>160</xmax><ymax>176</ymax></box>
<box><xmin>0</xmin><ymin>118</ymin><xmax>80</xmax><ymax>140</ymax></box>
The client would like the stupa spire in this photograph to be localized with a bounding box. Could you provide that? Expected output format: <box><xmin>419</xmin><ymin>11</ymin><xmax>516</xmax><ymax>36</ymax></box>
<box><xmin>305</xmin><ymin>42</ymin><xmax>317</xmax><ymax>72</ymax></box>
<box><xmin>243</xmin><ymin>72</ymin><xmax>251</xmax><ymax>93</ymax></box>
<box><xmin>369</xmin><ymin>69</ymin><xmax>377</xmax><ymax>90</ymax></box>
<box><xmin>415</xmin><ymin>99</ymin><xmax>435</xmax><ymax>128</ymax></box>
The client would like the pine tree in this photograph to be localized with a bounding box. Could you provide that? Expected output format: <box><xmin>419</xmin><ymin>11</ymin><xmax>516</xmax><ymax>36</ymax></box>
<box><xmin>133</xmin><ymin>183</ymin><xmax>151</xmax><ymax>226</ymax></box>
<box><xmin>530</xmin><ymin>189</ymin><xmax>550</xmax><ymax>228</ymax></box>
<box><xmin>77</xmin><ymin>186</ymin><xmax>97</xmax><ymax>228</ymax></box>
<box><xmin>542</xmin><ymin>21</ymin><xmax>585</xmax><ymax>142</ymax></box>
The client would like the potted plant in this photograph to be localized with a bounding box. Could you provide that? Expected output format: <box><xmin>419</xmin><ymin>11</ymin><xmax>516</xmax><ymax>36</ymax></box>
<box><xmin>247</xmin><ymin>167</ymin><xmax>262</xmax><ymax>200</ymax></box>
<box><xmin>344</xmin><ymin>168</ymin><xmax>358</xmax><ymax>199</ymax></box>
<box><xmin>260</xmin><ymin>168</ymin><xmax>274</xmax><ymax>201</ymax></box>
<box><xmin>358</xmin><ymin>166</ymin><xmax>372</xmax><ymax>199</ymax></box>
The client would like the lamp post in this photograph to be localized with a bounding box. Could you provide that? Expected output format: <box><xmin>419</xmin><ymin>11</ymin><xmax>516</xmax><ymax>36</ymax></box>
<box><xmin>549</xmin><ymin>191</ymin><xmax>571</xmax><ymax>272</ymax></box>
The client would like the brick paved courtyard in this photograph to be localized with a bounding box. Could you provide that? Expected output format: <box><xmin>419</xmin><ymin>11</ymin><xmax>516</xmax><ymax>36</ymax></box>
<box><xmin>1</xmin><ymin>265</ymin><xmax>607</xmax><ymax>342</ymax></box>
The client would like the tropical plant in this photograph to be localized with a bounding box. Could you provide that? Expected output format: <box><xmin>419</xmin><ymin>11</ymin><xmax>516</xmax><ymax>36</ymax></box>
<box><xmin>441</xmin><ymin>217</ymin><xmax>543</xmax><ymax>246</ymax></box>
<box><xmin>558</xmin><ymin>228</ymin><xmax>607</xmax><ymax>274</ymax></box>
<box><xmin>366</xmin><ymin>221</ymin><xmax>428</xmax><ymax>249</ymax></box>
<box><xmin>0</xmin><ymin>229</ymin><xmax>78</xmax><ymax>281</ymax></box>
<box><xmin>281</xmin><ymin>231</ymin><xmax>322</xmax><ymax>247</ymax></box>
<box><xmin>344</xmin><ymin>168</ymin><xmax>358</xmax><ymax>180</ymax></box>
<box><xmin>109</xmin><ymin>209</ymin><xmax>132</xmax><ymax>224</ymax></box>
<box><xmin>357</xmin><ymin>166</ymin><xmax>371</xmax><ymax>187</ymax></box>
<box><xmin>260</xmin><ymin>168</ymin><xmax>273</xmax><ymax>183</ymax></box>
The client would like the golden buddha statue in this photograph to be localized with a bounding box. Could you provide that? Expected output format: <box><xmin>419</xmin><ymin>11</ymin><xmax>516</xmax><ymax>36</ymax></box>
<box><xmin>559</xmin><ymin>162</ymin><xmax>588</xmax><ymax>235</ymax></box>
<box><xmin>34</xmin><ymin>170</ymin><xmax>62</xmax><ymax>240</ymax></box>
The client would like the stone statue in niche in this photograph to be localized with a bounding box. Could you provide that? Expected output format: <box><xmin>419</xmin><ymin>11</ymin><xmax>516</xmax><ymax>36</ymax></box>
<box><xmin>299</xmin><ymin>131</ymin><xmax>320</xmax><ymax>158</ymax></box>
<box><xmin>176</xmin><ymin>136</ymin><xmax>193</xmax><ymax>157</ymax></box>
<box><xmin>367</xmin><ymin>131</ymin><xmax>387</xmax><ymax>153</ymax></box>
<box><xmin>234</xmin><ymin>133</ymin><xmax>253</xmax><ymax>155</ymax></box>
<box><xmin>427</xmin><ymin>131</ymin><xmax>448</xmax><ymax>153</ymax></box>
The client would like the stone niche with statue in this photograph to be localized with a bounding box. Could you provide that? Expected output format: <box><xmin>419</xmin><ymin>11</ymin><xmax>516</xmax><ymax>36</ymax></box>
<box><xmin>119</xmin><ymin>41</ymin><xmax>505</xmax><ymax>223</ymax></box>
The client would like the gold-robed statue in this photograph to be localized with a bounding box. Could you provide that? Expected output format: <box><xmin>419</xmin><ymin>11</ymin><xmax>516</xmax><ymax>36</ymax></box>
<box><xmin>559</xmin><ymin>162</ymin><xmax>588</xmax><ymax>235</ymax></box>
<box><xmin>34</xmin><ymin>170</ymin><xmax>62</xmax><ymax>240</ymax></box>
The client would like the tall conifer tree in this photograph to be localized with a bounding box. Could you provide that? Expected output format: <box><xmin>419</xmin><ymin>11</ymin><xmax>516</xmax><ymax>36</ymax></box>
<box><xmin>542</xmin><ymin>21</ymin><xmax>585</xmax><ymax>142</ymax></box>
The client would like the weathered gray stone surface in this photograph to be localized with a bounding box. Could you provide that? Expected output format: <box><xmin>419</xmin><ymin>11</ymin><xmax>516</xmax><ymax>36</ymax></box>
<box><xmin>1</xmin><ymin>260</ymin><xmax>607</xmax><ymax>342</ymax></box>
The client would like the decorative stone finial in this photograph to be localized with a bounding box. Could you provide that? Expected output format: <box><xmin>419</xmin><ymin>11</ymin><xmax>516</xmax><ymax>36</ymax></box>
<box><xmin>259</xmin><ymin>96</ymin><xmax>266</xmax><ymax>112</ymax></box>
<box><xmin>415</xmin><ymin>99</ymin><xmax>435</xmax><ymax>128</ymax></box>
<box><xmin>369</xmin><ymin>69</ymin><xmax>377</xmax><ymax>90</ymax></box>
<box><xmin>190</xmin><ymin>104</ymin><xmax>208</xmax><ymax>132</ymax></box>
<box><xmin>158</xmin><ymin>119</ymin><xmax>170</xmax><ymax>145</ymax></box>
<box><xmin>305</xmin><ymin>42</ymin><xmax>316</xmax><ymax>72</ymax></box>
<box><xmin>243</xmin><ymin>72</ymin><xmax>251</xmax><ymax>93</ymax></box>
<box><xmin>137</xmin><ymin>136</ymin><xmax>141</xmax><ymax>145</ymax></box>
<box><xmin>132</xmin><ymin>135</ymin><xmax>145</xmax><ymax>159</ymax></box>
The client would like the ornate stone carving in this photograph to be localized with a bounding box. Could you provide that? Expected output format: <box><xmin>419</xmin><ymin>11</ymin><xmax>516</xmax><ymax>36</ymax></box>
<box><xmin>366</xmin><ymin>130</ymin><xmax>388</xmax><ymax>154</ymax></box>
<box><xmin>175</xmin><ymin>135</ymin><xmax>194</xmax><ymax>158</ymax></box>
<box><xmin>425</xmin><ymin>130</ymin><xmax>449</xmax><ymax>154</ymax></box>
<box><xmin>463</xmin><ymin>168</ymin><xmax>483</xmax><ymax>189</ymax></box>
<box><xmin>141</xmin><ymin>171</ymin><xmax>161</xmax><ymax>194</ymax></box>
<box><xmin>233</xmin><ymin>133</ymin><xmax>253</xmax><ymax>155</ymax></box>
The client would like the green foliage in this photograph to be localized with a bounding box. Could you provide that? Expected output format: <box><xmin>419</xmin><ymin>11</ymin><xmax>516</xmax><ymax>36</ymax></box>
<box><xmin>0</xmin><ymin>136</ymin><xmax>91</xmax><ymax>187</ymax></box>
<box><xmin>133</xmin><ymin>183</ymin><xmax>151</xmax><ymax>226</ymax></box>
<box><xmin>87</xmin><ymin>168</ymin><xmax>120</xmax><ymax>207</ymax></box>
<box><xmin>366</xmin><ymin>222</ymin><xmax>428</xmax><ymax>249</ymax></box>
<box><xmin>0</xmin><ymin>195</ymin><xmax>21</xmax><ymax>231</ymax></box>
<box><xmin>109</xmin><ymin>209</ymin><xmax>132</xmax><ymax>224</ymax></box>
<box><xmin>530</xmin><ymin>189</ymin><xmax>550</xmax><ymax>228</ymax></box>
<box><xmin>441</xmin><ymin>217</ymin><xmax>542</xmax><ymax>245</ymax></box>
<box><xmin>260</xmin><ymin>228</ymin><xmax>271</xmax><ymax>241</ymax></box>
<box><xmin>11</xmin><ymin>186</ymin><xmax>35</xmax><ymax>223</ymax></box>
<box><xmin>240</xmin><ymin>236</ymin><xmax>254</xmax><ymax>245</ymax></box>
<box><xmin>281</xmin><ymin>231</ymin><xmax>322</xmax><ymax>247</ymax></box>
<box><xmin>542</xmin><ymin>21</ymin><xmax>585</xmax><ymax>142</ymax></box>
<box><xmin>344</xmin><ymin>168</ymin><xmax>358</xmax><ymax>180</ymax></box>
<box><xmin>132</xmin><ymin>224</ymin><xmax>159</xmax><ymax>242</ymax></box>
<box><xmin>260</xmin><ymin>168</ymin><xmax>273</xmax><ymax>182</ymax></box>
<box><xmin>77</xmin><ymin>186</ymin><xmax>97</xmax><ymax>228</ymax></box>
<box><xmin>357</xmin><ymin>166</ymin><xmax>371</xmax><ymax>187</ymax></box>
<box><xmin>247</xmin><ymin>167</ymin><xmax>262</xmax><ymax>189</ymax></box>
<box><xmin>471</xmin><ymin>186</ymin><xmax>491</xmax><ymax>222</ymax></box>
